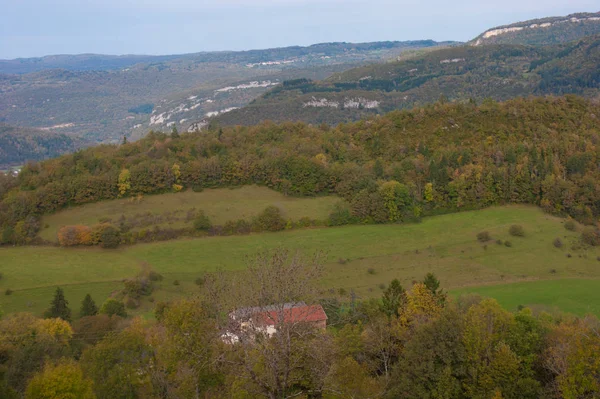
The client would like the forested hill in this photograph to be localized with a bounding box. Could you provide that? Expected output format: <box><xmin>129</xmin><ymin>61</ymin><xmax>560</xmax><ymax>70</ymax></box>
<box><xmin>2</xmin><ymin>95</ymin><xmax>600</xmax><ymax>242</ymax></box>
<box><xmin>214</xmin><ymin>35</ymin><xmax>600</xmax><ymax>127</ymax></box>
<box><xmin>471</xmin><ymin>12</ymin><xmax>600</xmax><ymax>46</ymax></box>
<box><xmin>0</xmin><ymin>124</ymin><xmax>83</xmax><ymax>169</ymax></box>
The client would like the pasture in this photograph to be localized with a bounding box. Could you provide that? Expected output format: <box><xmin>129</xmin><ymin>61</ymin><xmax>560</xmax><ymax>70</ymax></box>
<box><xmin>2</xmin><ymin>205</ymin><xmax>600</xmax><ymax>317</ymax></box>
<box><xmin>39</xmin><ymin>185</ymin><xmax>341</xmax><ymax>242</ymax></box>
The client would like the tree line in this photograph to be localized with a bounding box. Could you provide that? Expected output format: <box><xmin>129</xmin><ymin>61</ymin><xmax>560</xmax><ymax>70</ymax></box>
<box><xmin>2</xmin><ymin>95</ymin><xmax>600</xmax><ymax>245</ymax></box>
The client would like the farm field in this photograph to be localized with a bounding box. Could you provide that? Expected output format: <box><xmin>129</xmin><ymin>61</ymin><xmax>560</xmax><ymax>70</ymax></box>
<box><xmin>40</xmin><ymin>185</ymin><xmax>341</xmax><ymax>242</ymax></box>
<box><xmin>2</xmin><ymin>205</ymin><xmax>600</xmax><ymax>317</ymax></box>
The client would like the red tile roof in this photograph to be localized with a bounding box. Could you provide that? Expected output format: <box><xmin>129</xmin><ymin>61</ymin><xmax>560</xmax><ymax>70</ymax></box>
<box><xmin>255</xmin><ymin>304</ymin><xmax>327</xmax><ymax>326</ymax></box>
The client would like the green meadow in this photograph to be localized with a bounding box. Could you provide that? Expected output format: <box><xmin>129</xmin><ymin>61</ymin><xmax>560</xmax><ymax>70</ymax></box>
<box><xmin>2</xmin><ymin>205</ymin><xmax>599</xmax><ymax>317</ymax></box>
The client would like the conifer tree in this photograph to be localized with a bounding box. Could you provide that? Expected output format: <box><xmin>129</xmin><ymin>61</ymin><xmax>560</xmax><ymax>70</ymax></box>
<box><xmin>380</xmin><ymin>278</ymin><xmax>405</xmax><ymax>317</ymax></box>
<box><xmin>80</xmin><ymin>294</ymin><xmax>98</xmax><ymax>317</ymax></box>
<box><xmin>45</xmin><ymin>287</ymin><xmax>72</xmax><ymax>321</ymax></box>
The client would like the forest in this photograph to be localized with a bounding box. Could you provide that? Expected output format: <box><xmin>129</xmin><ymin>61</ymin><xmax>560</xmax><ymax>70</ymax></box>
<box><xmin>1</xmin><ymin>248</ymin><xmax>599</xmax><ymax>399</ymax></box>
<box><xmin>2</xmin><ymin>95</ymin><xmax>600</xmax><ymax>246</ymax></box>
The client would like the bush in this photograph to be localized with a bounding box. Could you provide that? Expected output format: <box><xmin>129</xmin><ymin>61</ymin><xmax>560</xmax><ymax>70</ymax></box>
<box><xmin>367</xmin><ymin>268</ymin><xmax>376</xmax><ymax>275</ymax></box>
<box><xmin>496</xmin><ymin>239</ymin><xmax>503</xmax><ymax>245</ymax></box>
<box><xmin>125</xmin><ymin>297</ymin><xmax>140</xmax><ymax>309</ymax></box>
<box><xmin>5</xmin><ymin>288</ymin><xmax>13</xmax><ymax>295</ymax></box>
<box><xmin>195</xmin><ymin>276</ymin><xmax>205</xmax><ymax>286</ymax></box>
<box><xmin>100</xmin><ymin>226</ymin><xmax>121</xmax><ymax>248</ymax></box>
<box><xmin>328</xmin><ymin>201</ymin><xmax>356</xmax><ymax>226</ymax></box>
<box><xmin>338</xmin><ymin>288</ymin><xmax>347</xmax><ymax>296</ymax></box>
<box><xmin>253</xmin><ymin>206</ymin><xmax>286</xmax><ymax>232</ymax></box>
<box><xmin>0</xmin><ymin>272</ymin><xmax>3</xmax><ymax>280</ymax></box>
<box><xmin>564</xmin><ymin>220</ymin><xmax>577</xmax><ymax>231</ymax></box>
<box><xmin>504</xmin><ymin>241</ymin><xmax>512</xmax><ymax>247</ymax></box>
<box><xmin>553</xmin><ymin>238</ymin><xmax>563</xmax><ymax>248</ymax></box>
<box><xmin>100</xmin><ymin>299</ymin><xmax>127</xmax><ymax>317</ymax></box>
<box><xmin>148</xmin><ymin>271</ymin><xmax>163</xmax><ymax>281</ymax></box>
<box><xmin>477</xmin><ymin>231</ymin><xmax>491</xmax><ymax>242</ymax></box>
<box><xmin>57</xmin><ymin>225</ymin><xmax>92</xmax><ymax>246</ymax></box>
<box><xmin>509</xmin><ymin>225</ymin><xmax>525</xmax><ymax>237</ymax></box>
<box><xmin>581</xmin><ymin>228</ymin><xmax>600</xmax><ymax>246</ymax></box>
<box><xmin>378</xmin><ymin>283</ymin><xmax>386</xmax><ymax>290</ymax></box>
<box><xmin>173</xmin><ymin>280</ymin><xmax>180</xmax><ymax>286</ymax></box>
<box><xmin>193</xmin><ymin>211</ymin><xmax>212</xmax><ymax>231</ymax></box>
<box><xmin>338</xmin><ymin>258</ymin><xmax>347</xmax><ymax>265</ymax></box>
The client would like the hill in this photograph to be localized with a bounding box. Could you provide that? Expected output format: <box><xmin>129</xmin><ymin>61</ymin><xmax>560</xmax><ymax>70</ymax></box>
<box><xmin>0</xmin><ymin>40</ymin><xmax>451</xmax><ymax>143</ymax></box>
<box><xmin>214</xmin><ymin>35</ymin><xmax>600</xmax><ymax>126</ymax></box>
<box><xmin>472</xmin><ymin>11</ymin><xmax>600</xmax><ymax>46</ymax></box>
<box><xmin>2</xmin><ymin>206</ymin><xmax>599</xmax><ymax>318</ymax></box>
<box><xmin>0</xmin><ymin>124</ymin><xmax>84</xmax><ymax>169</ymax></box>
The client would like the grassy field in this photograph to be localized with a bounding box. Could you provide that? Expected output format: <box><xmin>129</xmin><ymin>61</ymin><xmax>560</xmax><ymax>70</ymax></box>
<box><xmin>452</xmin><ymin>279</ymin><xmax>600</xmax><ymax>316</ymax></box>
<box><xmin>40</xmin><ymin>186</ymin><xmax>341</xmax><ymax>242</ymax></box>
<box><xmin>3</xmin><ymin>205</ymin><xmax>600</xmax><ymax>317</ymax></box>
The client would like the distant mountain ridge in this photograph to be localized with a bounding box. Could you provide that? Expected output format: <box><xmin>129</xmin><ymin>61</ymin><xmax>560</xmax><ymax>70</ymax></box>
<box><xmin>213</xmin><ymin>34</ymin><xmax>600</xmax><ymax>127</ymax></box>
<box><xmin>472</xmin><ymin>11</ymin><xmax>600</xmax><ymax>46</ymax></box>
<box><xmin>0</xmin><ymin>40</ymin><xmax>456</xmax><ymax>75</ymax></box>
<box><xmin>0</xmin><ymin>40</ymin><xmax>453</xmax><ymax>144</ymax></box>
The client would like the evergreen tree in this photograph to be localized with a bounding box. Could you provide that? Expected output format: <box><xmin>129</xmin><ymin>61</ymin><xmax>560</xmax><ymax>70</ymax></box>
<box><xmin>171</xmin><ymin>126</ymin><xmax>179</xmax><ymax>139</ymax></box>
<box><xmin>80</xmin><ymin>294</ymin><xmax>98</xmax><ymax>317</ymax></box>
<box><xmin>380</xmin><ymin>278</ymin><xmax>405</xmax><ymax>317</ymax></box>
<box><xmin>45</xmin><ymin>287</ymin><xmax>71</xmax><ymax>321</ymax></box>
<box><xmin>423</xmin><ymin>273</ymin><xmax>440</xmax><ymax>294</ymax></box>
<box><xmin>122</xmin><ymin>135</ymin><xmax>128</xmax><ymax>145</ymax></box>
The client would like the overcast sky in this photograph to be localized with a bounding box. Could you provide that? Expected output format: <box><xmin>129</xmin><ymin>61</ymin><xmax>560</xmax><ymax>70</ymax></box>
<box><xmin>0</xmin><ymin>0</ymin><xmax>598</xmax><ymax>59</ymax></box>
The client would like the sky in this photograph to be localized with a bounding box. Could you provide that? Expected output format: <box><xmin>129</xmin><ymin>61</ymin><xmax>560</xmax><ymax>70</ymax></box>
<box><xmin>0</xmin><ymin>0</ymin><xmax>598</xmax><ymax>59</ymax></box>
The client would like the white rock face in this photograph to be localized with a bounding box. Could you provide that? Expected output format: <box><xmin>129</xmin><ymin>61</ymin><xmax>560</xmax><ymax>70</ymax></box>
<box><xmin>205</xmin><ymin>107</ymin><xmax>239</xmax><ymax>117</ymax></box>
<box><xmin>39</xmin><ymin>123</ymin><xmax>75</xmax><ymax>130</ymax></box>
<box><xmin>440</xmin><ymin>58</ymin><xmax>465</xmax><ymax>64</ymax></box>
<box><xmin>303</xmin><ymin>97</ymin><xmax>379</xmax><ymax>109</ymax></box>
<box><xmin>303</xmin><ymin>97</ymin><xmax>339</xmax><ymax>108</ymax></box>
<box><xmin>343</xmin><ymin>98</ymin><xmax>380</xmax><ymax>109</ymax></box>
<box><xmin>214</xmin><ymin>81</ymin><xmax>278</xmax><ymax>94</ymax></box>
<box><xmin>474</xmin><ymin>16</ymin><xmax>600</xmax><ymax>45</ymax></box>
<box><xmin>187</xmin><ymin>119</ymin><xmax>210</xmax><ymax>133</ymax></box>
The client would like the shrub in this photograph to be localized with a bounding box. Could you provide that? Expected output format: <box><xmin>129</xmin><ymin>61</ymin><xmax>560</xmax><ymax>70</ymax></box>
<box><xmin>148</xmin><ymin>271</ymin><xmax>163</xmax><ymax>281</ymax></box>
<box><xmin>553</xmin><ymin>238</ymin><xmax>563</xmax><ymax>248</ymax></box>
<box><xmin>100</xmin><ymin>226</ymin><xmax>121</xmax><ymax>249</ymax></box>
<box><xmin>125</xmin><ymin>297</ymin><xmax>140</xmax><ymax>309</ymax></box>
<box><xmin>193</xmin><ymin>211</ymin><xmax>212</xmax><ymax>231</ymax></box>
<box><xmin>567</xmin><ymin>253</ymin><xmax>572</xmax><ymax>258</ymax></box>
<box><xmin>367</xmin><ymin>268</ymin><xmax>376</xmax><ymax>275</ymax></box>
<box><xmin>477</xmin><ymin>231</ymin><xmax>491</xmax><ymax>242</ymax></box>
<box><xmin>195</xmin><ymin>276</ymin><xmax>205</xmax><ymax>286</ymax></box>
<box><xmin>0</xmin><ymin>272</ymin><xmax>3</xmax><ymax>280</ymax></box>
<box><xmin>57</xmin><ymin>225</ymin><xmax>92</xmax><ymax>246</ymax></box>
<box><xmin>581</xmin><ymin>228</ymin><xmax>600</xmax><ymax>246</ymax></box>
<box><xmin>328</xmin><ymin>201</ymin><xmax>357</xmax><ymax>226</ymax></box>
<box><xmin>550</xmin><ymin>269</ymin><xmax>557</xmax><ymax>274</ymax></box>
<box><xmin>504</xmin><ymin>241</ymin><xmax>512</xmax><ymax>247</ymax></box>
<box><xmin>154</xmin><ymin>302</ymin><xmax>168</xmax><ymax>321</ymax></box>
<box><xmin>509</xmin><ymin>225</ymin><xmax>525</xmax><ymax>237</ymax></box>
<box><xmin>253</xmin><ymin>206</ymin><xmax>286</xmax><ymax>232</ymax></box>
<box><xmin>122</xmin><ymin>278</ymin><xmax>152</xmax><ymax>299</ymax></box>
<box><xmin>338</xmin><ymin>258</ymin><xmax>347</xmax><ymax>265</ymax></box>
<box><xmin>378</xmin><ymin>283</ymin><xmax>386</xmax><ymax>290</ymax></box>
<box><xmin>100</xmin><ymin>299</ymin><xmax>127</xmax><ymax>317</ymax></box>
<box><xmin>338</xmin><ymin>288</ymin><xmax>347</xmax><ymax>296</ymax></box>
<box><xmin>564</xmin><ymin>220</ymin><xmax>577</xmax><ymax>231</ymax></box>
<box><xmin>5</xmin><ymin>288</ymin><xmax>13</xmax><ymax>295</ymax></box>
<box><xmin>496</xmin><ymin>239</ymin><xmax>503</xmax><ymax>245</ymax></box>
<box><xmin>173</xmin><ymin>280</ymin><xmax>180</xmax><ymax>286</ymax></box>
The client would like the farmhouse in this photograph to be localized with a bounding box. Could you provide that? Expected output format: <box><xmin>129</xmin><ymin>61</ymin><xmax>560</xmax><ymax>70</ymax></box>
<box><xmin>225</xmin><ymin>302</ymin><xmax>327</xmax><ymax>343</ymax></box>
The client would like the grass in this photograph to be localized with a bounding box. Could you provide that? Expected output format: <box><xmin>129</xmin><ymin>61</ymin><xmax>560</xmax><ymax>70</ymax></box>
<box><xmin>452</xmin><ymin>279</ymin><xmax>600</xmax><ymax>317</ymax></box>
<box><xmin>40</xmin><ymin>186</ymin><xmax>341</xmax><ymax>242</ymax></box>
<box><xmin>3</xmin><ymin>205</ymin><xmax>599</xmax><ymax>318</ymax></box>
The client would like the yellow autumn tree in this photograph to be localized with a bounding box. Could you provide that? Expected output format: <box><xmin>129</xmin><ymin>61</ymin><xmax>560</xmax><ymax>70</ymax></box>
<box><xmin>25</xmin><ymin>359</ymin><xmax>95</xmax><ymax>399</ymax></box>
<box><xmin>398</xmin><ymin>283</ymin><xmax>443</xmax><ymax>327</ymax></box>
<box><xmin>35</xmin><ymin>318</ymin><xmax>73</xmax><ymax>346</ymax></box>
<box><xmin>117</xmin><ymin>169</ymin><xmax>131</xmax><ymax>197</ymax></box>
